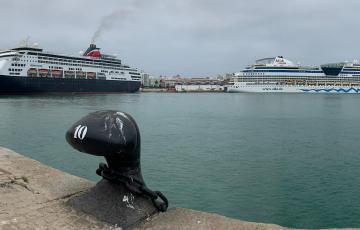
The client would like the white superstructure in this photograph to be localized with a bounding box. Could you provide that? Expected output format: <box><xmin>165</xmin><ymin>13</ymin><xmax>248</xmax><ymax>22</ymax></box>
<box><xmin>228</xmin><ymin>56</ymin><xmax>360</xmax><ymax>93</ymax></box>
<box><xmin>0</xmin><ymin>43</ymin><xmax>141</xmax><ymax>82</ymax></box>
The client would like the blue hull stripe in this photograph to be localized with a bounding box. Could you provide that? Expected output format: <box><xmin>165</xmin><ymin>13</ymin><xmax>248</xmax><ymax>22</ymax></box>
<box><xmin>300</xmin><ymin>88</ymin><xmax>360</xmax><ymax>93</ymax></box>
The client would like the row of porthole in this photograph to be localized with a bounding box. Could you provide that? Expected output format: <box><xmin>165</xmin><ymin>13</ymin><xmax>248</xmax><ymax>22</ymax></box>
<box><xmin>8</xmin><ymin>68</ymin><xmax>22</xmax><ymax>72</ymax></box>
<box><xmin>11</xmin><ymin>63</ymin><xmax>25</xmax><ymax>67</ymax></box>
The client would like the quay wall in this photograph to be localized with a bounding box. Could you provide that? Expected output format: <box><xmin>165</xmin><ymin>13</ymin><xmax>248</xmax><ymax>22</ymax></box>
<box><xmin>0</xmin><ymin>147</ymin><xmax>303</xmax><ymax>229</ymax></box>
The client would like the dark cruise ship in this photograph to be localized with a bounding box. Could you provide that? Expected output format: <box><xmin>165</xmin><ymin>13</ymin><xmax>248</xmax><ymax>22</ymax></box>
<box><xmin>0</xmin><ymin>43</ymin><xmax>141</xmax><ymax>94</ymax></box>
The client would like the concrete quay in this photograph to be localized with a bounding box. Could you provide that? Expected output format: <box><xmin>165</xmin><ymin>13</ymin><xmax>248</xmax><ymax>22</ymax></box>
<box><xmin>0</xmin><ymin>147</ymin><xmax>354</xmax><ymax>230</ymax></box>
<box><xmin>140</xmin><ymin>88</ymin><xmax>170</xmax><ymax>92</ymax></box>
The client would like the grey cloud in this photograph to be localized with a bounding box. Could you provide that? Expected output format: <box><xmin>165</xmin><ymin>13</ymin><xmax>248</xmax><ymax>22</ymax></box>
<box><xmin>0</xmin><ymin>0</ymin><xmax>359</xmax><ymax>76</ymax></box>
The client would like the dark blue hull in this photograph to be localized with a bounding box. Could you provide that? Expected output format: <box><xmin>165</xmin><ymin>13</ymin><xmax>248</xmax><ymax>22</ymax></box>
<box><xmin>0</xmin><ymin>75</ymin><xmax>140</xmax><ymax>94</ymax></box>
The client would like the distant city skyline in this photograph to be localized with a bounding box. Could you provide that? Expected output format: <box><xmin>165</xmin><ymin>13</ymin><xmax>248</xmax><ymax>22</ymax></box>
<box><xmin>1</xmin><ymin>0</ymin><xmax>359</xmax><ymax>76</ymax></box>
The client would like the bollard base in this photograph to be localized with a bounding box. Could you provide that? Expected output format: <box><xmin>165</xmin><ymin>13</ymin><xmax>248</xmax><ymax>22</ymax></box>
<box><xmin>68</xmin><ymin>179</ymin><xmax>158</xmax><ymax>229</ymax></box>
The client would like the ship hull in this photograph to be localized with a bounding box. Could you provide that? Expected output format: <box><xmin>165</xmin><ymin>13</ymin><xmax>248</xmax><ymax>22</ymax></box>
<box><xmin>227</xmin><ymin>85</ymin><xmax>360</xmax><ymax>93</ymax></box>
<box><xmin>0</xmin><ymin>75</ymin><xmax>140</xmax><ymax>94</ymax></box>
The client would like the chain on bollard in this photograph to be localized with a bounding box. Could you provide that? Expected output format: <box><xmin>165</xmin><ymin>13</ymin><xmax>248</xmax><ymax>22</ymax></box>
<box><xmin>96</xmin><ymin>162</ymin><xmax>168</xmax><ymax>212</ymax></box>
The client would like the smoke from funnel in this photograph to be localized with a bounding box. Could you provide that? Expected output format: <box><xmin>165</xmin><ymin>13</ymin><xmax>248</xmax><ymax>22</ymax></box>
<box><xmin>91</xmin><ymin>10</ymin><xmax>127</xmax><ymax>44</ymax></box>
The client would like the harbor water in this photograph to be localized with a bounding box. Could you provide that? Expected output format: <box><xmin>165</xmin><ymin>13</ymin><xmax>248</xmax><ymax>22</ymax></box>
<box><xmin>0</xmin><ymin>92</ymin><xmax>360</xmax><ymax>229</ymax></box>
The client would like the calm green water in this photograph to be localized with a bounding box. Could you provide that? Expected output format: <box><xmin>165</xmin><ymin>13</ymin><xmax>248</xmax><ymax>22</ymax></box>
<box><xmin>0</xmin><ymin>92</ymin><xmax>360</xmax><ymax>228</ymax></box>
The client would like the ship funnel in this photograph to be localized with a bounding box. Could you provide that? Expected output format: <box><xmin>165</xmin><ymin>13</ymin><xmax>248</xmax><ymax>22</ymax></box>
<box><xmin>83</xmin><ymin>43</ymin><xmax>101</xmax><ymax>58</ymax></box>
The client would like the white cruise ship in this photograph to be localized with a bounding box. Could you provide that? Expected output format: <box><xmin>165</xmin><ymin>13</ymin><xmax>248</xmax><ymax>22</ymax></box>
<box><xmin>0</xmin><ymin>43</ymin><xmax>141</xmax><ymax>94</ymax></box>
<box><xmin>228</xmin><ymin>56</ymin><xmax>360</xmax><ymax>93</ymax></box>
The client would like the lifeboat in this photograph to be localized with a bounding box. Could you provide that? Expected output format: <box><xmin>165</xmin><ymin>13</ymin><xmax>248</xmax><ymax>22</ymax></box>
<box><xmin>38</xmin><ymin>69</ymin><xmax>49</xmax><ymax>77</ymax></box>
<box><xmin>64</xmin><ymin>71</ymin><xmax>75</xmax><ymax>78</ymax></box>
<box><xmin>76</xmin><ymin>71</ymin><xmax>85</xmax><ymax>78</ymax></box>
<box><xmin>297</xmin><ymin>80</ymin><xmax>305</xmax><ymax>85</ymax></box>
<box><xmin>87</xmin><ymin>72</ymin><xmax>96</xmax><ymax>79</ymax></box>
<box><xmin>27</xmin><ymin>68</ymin><xmax>38</xmax><ymax>77</ymax></box>
<box><xmin>51</xmin><ymin>70</ymin><xmax>62</xmax><ymax>77</ymax></box>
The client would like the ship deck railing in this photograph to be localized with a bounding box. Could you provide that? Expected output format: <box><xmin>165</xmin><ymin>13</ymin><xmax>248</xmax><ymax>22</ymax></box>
<box><xmin>234</xmin><ymin>75</ymin><xmax>360</xmax><ymax>82</ymax></box>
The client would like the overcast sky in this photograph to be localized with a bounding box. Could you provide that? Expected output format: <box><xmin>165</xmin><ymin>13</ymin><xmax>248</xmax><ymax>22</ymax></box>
<box><xmin>1</xmin><ymin>0</ymin><xmax>359</xmax><ymax>76</ymax></box>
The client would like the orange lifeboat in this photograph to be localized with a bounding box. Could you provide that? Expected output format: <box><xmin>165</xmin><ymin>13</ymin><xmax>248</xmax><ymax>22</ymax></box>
<box><xmin>51</xmin><ymin>70</ymin><xmax>62</xmax><ymax>77</ymax></box>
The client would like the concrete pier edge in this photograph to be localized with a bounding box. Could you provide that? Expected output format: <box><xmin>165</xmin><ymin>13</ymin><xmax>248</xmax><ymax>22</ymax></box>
<box><xmin>0</xmin><ymin>147</ymin><xmax>355</xmax><ymax>230</ymax></box>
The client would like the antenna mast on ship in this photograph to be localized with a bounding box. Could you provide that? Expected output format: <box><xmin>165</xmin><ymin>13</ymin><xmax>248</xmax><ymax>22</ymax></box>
<box><xmin>19</xmin><ymin>36</ymin><xmax>31</xmax><ymax>47</ymax></box>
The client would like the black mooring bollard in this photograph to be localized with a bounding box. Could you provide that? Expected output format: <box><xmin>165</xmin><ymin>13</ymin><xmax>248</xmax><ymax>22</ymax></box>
<box><xmin>65</xmin><ymin>110</ymin><xmax>168</xmax><ymax>227</ymax></box>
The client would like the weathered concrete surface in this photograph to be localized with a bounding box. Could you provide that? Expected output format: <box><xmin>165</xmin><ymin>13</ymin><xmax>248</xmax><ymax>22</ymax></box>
<box><xmin>131</xmin><ymin>208</ymin><xmax>290</xmax><ymax>230</ymax></box>
<box><xmin>68</xmin><ymin>179</ymin><xmax>158</xmax><ymax>228</ymax></box>
<box><xmin>0</xmin><ymin>146</ymin><xmax>355</xmax><ymax>230</ymax></box>
<box><xmin>0</xmin><ymin>147</ymin><xmax>111</xmax><ymax>230</ymax></box>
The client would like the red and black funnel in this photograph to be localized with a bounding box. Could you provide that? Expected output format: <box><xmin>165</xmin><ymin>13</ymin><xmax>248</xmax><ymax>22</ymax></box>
<box><xmin>84</xmin><ymin>44</ymin><xmax>101</xmax><ymax>58</ymax></box>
